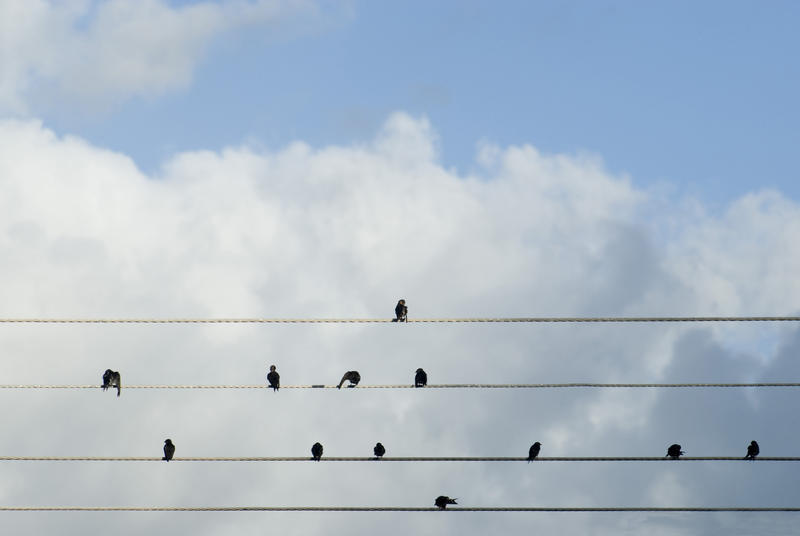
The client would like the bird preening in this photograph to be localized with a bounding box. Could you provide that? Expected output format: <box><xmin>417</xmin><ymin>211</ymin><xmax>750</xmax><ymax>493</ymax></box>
<box><xmin>527</xmin><ymin>442</ymin><xmax>541</xmax><ymax>462</ymax></box>
<box><xmin>162</xmin><ymin>439</ymin><xmax>175</xmax><ymax>461</ymax></box>
<box><xmin>392</xmin><ymin>299</ymin><xmax>407</xmax><ymax>322</ymax></box>
<box><xmin>435</xmin><ymin>496</ymin><xmax>457</xmax><ymax>510</ymax></box>
<box><xmin>666</xmin><ymin>444</ymin><xmax>684</xmax><ymax>459</ymax></box>
<box><xmin>745</xmin><ymin>440</ymin><xmax>760</xmax><ymax>460</ymax></box>
<box><xmin>373</xmin><ymin>442</ymin><xmax>385</xmax><ymax>459</ymax></box>
<box><xmin>267</xmin><ymin>365</ymin><xmax>280</xmax><ymax>392</ymax></box>
<box><xmin>101</xmin><ymin>369</ymin><xmax>121</xmax><ymax>397</ymax></box>
<box><xmin>337</xmin><ymin>371</ymin><xmax>361</xmax><ymax>389</ymax></box>
<box><xmin>414</xmin><ymin>368</ymin><xmax>427</xmax><ymax>387</ymax></box>
<box><xmin>311</xmin><ymin>442</ymin><xmax>323</xmax><ymax>461</ymax></box>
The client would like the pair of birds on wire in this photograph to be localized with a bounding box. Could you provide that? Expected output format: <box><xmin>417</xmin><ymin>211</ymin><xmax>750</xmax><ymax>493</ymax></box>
<box><xmin>310</xmin><ymin>442</ymin><xmax>387</xmax><ymax>461</ymax></box>
<box><xmin>101</xmin><ymin>369</ymin><xmax>121</xmax><ymax>397</ymax></box>
<box><xmin>665</xmin><ymin>441</ymin><xmax>759</xmax><ymax>459</ymax></box>
<box><xmin>266</xmin><ymin>366</ymin><xmax>429</xmax><ymax>391</ymax></box>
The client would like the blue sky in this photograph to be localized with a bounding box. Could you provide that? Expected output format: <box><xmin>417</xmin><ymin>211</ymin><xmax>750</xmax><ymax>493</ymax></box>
<box><xmin>33</xmin><ymin>0</ymin><xmax>800</xmax><ymax>205</ymax></box>
<box><xmin>2</xmin><ymin>1</ymin><xmax>800</xmax><ymax>535</ymax></box>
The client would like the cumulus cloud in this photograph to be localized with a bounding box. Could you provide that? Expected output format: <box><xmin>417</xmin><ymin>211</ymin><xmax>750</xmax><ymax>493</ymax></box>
<box><xmin>0</xmin><ymin>0</ymin><xmax>320</xmax><ymax>113</ymax></box>
<box><xmin>0</xmin><ymin>113</ymin><xmax>799</xmax><ymax>534</ymax></box>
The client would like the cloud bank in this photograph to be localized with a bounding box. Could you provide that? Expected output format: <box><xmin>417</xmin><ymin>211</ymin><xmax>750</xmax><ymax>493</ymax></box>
<box><xmin>0</xmin><ymin>0</ymin><xmax>320</xmax><ymax>114</ymax></box>
<box><xmin>0</xmin><ymin>114</ymin><xmax>799</xmax><ymax>534</ymax></box>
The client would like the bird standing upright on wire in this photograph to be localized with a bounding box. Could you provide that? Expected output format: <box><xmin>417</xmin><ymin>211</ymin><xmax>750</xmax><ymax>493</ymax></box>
<box><xmin>393</xmin><ymin>299</ymin><xmax>407</xmax><ymax>322</ymax></box>
<box><xmin>373</xmin><ymin>442</ymin><xmax>385</xmax><ymax>459</ymax></box>
<box><xmin>311</xmin><ymin>442</ymin><xmax>323</xmax><ymax>461</ymax></box>
<box><xmin>267</xmin><ymin>365</ymin><xmax>280</xmax><ymax>392</ymax></box>
<box><xmin>745</xmin><ymin>440</ymin><xmax>759</xmax><ymax>460</ymax></box>
<box><xmin>527</xmin><ymin>442</ymin><xmax>541</xmax><ymax>462</ymax></box>
<box><xmin>414</xmin><ymin>368</ymin><xmax>427</xmax><ymax>387</ymax></box>
<box><xmin>162</xmin><ymin>439</ymin><xmax>175</xmax><ymax>461</ymax></box>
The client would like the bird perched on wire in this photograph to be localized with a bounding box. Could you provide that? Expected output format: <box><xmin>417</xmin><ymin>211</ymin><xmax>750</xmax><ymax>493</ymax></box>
<box><xmin>666</xmin><ymin>444</ymin><xmax>684</xmax><ymax>459</ymax></box>
<box><xmin>267</xmin><ymin>365</ymin><xmax>280</xmax><ymax>392</ymax></box>
<box><xmin>392</xmin><ymin>299</ymin><xmax>407</xmax><ymax>322</ymax></box>
<box><xmin>414</xmin><ymin>368</ymin><xmax>427</xmax><ymax>387</ymax></box>
<box><xmin>435</xmin><ymin>496</ymin><xmax>457</xmax><ymax>510</ymax></box>
<box><xmin>373</xmin><ymin>442</ymin><xmax>386</xmax><ymax>459</ymax></box>
<box><xmin>162</xmin><ymin>439</ymin><xmax>175</xmax><ymax>462</ymax></box>
<box><xmin>745</xmin><ymin>440</ymin><xmax>760</xmax><ymax>460</ymax></box>
<box><xmin>311</xmin><ymin>442</ymin><xmax>323</xmax><ymax>461</ymax></box>
<box><xmin>337</xmin><ymin>371</ymin><xmax>361</xmax><ymax>389</ymax></box>
<box><xmin>527</xmin><ymin>442</ymin><xmax>541</xmax><ymax>462</ymax></box>
<box><xmin>101</xmin><ymin>369</ymin><xmax>121</xmax><ymax>397</ymax></box>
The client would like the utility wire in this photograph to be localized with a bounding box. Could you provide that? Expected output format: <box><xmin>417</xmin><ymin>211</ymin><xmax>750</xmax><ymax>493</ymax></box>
<box><xmin>0</xmin><ymin>456</ymin><xmax>794</xmax><ymax>462</ymax></box>
<box><xmin>0</xmin><ymin>316</ymin><xmax>798</xmax><ymax>324</ymax></box>
<box><xmin>1</xmin><ymin>383</ymin><xmax>799</xmax><ymax>390</ymax></box>
<box><xmin>1</xmin><ymin>506</ymin><xmax>799</xmax><ymax>512</ymax></box>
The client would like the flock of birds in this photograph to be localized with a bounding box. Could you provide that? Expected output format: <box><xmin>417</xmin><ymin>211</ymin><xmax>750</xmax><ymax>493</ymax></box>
<box><xmin>99</xmin><ymin>299</ymin><xmax>763</xmax><ymax>509</ymax></box>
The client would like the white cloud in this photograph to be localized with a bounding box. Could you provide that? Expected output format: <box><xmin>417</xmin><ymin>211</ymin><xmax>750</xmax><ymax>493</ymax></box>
<box><xmin>0</xmin><ymin>113</ymin><xmax>799</xmax><ymax>534</ymax></box>
<box><xmin>0</xmin><ymin>0</ymin><xmax>320</xmax><ymax>114</ymax></box>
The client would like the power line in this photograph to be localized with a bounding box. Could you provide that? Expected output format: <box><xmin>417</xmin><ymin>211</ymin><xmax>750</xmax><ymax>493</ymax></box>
<box><xmin>0</xmin><ymin>506</ymin><xmax>798</xmax><ymax>512</ymax></box>
<box><xmin>1</xmin><ymin>383</ymin><xmax>799</xmax><ymax>390</ymax></box>
<box><xmin>0</xmin><ymin>456</ymin><xmax>793</xmax><ymax>462</ymax></box>
<box><xmin>0</xmin><ymin>316</ymin><xmax>798</xmax><ymax>324</ymax></box>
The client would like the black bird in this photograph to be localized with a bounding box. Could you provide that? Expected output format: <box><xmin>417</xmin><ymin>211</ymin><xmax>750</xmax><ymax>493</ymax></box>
<box><xmin>337</xmin><ymin>371</ymin><xmax>361</xmax><ymax>389</ymax></box>
<box><xmin>311</xmin><ymin>442</ymin><xmax>323</xmax><ymax>461</ymax></box>
<box><xmin>267</xmin><ymin>365</ymin><xmax>280</xmax><ymax>392</ymax></box>
<box><xmin>414</xmin><ymin>368</ymin><xmax>427</xmax><ymax>387</ymax></box>
<box><xmin>745</xmin><ymin>440</ymin><xmax>760</xmax><ymax>460</ymax></box>
<box><xmin>374</xmin><ymin>442</ymin><xmax>386</xmax><ymax>459</ymax></box>
<box><xmin>162</xmin><ymin>439</ymin><xmax>175</xmax><ymax>461</ymax></box>
<box><xmin>435</xmin><ymin>496</ymin><xmax>457</xmax><ymax>510</ymax></box>
<box><xmin>527</xmin><ymin>442</ymin><xmax>541</xmax><ymax>462</ymax></box>
<box><xmin>101</xmin><ymin>369</ymin><xmax>121</xmax><ymax>397</ymax></box>
<box><xmin>666</xmin><ymin>444</ymin><xmax>684</xmax><ymax>459</ymax></box>
<box><xmin>392</xmin><ymin>299</ymin><xmax>407</xmax><ymax>322</ymax></box>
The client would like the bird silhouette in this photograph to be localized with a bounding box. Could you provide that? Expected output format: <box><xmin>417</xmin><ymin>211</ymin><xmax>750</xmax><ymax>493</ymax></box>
<box><xmin>374</xmin><ymin>442</ymin><xmax>386</xmax><ymax>459</ymax></box>
<box><xmin>311</xmin><ymin>442</ymin><xmax>323</xmax><ymax>461</ymax></box>
<box><xmin>414</xmin><ymin>368</ymin><xmax>427</xmax><ymax>387</ymax></box>
<box><xmin>527</xmin><ymin>442</ymin><xmax>541</xmax><ymax>462</ymax></box>
<box><xmin>267</xmin><ymin>365</ymin><xmax>280</xmax><ymax>392</ymax></box>
<box><xmin>745</xmin><ymin>440</ymin><xmax>760</xmax><ymax>460</ymax></box>
<box><xmin>162</xmin><ymin>439</ymin><xmax>175</xmax><ymax>461</ymax></box>
<box><xmin>392</xmin><ymin>299</ymin><xmax>407</xmax><ymax>322</ymax></box>
<box><xmin>666</xmin><ymin>444</ymin><xmax>684</xmax><ymax>459</ymax></box>
<box><xmin>435</xmin><ymin>496</ymin><xmax>457</xmax><ymax>509</ymax></box>
<box><xmin>101</xmin><ymin>369</ymin><xmax>121</xmax><ymax>397</ymax></box>
<box><xmin>337</xmin><ymin>371</ymin><xmax>361</xmax><ymax>389</ymax></box>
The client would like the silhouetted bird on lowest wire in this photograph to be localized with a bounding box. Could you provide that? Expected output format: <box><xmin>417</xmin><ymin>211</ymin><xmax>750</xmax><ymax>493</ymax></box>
<box><xmin>414</xmin><ymin>368</ymin><xmax>427</xmax><ymax>387</ymax></box>
<box><xmin>311</xmin><ymin>442</ymin><xmax>323</xmax><ymax>461</ymax></box>
<box><xmin>374</xmin><ymin>442</ymin><xmax>385</xmax><ymax>459</ymax></box>
<box><xmin>267</xmin><ymin>365</ymin><xmax>280</xmax><ymax>392</ymax></box>
<box><xmin>393</xmin><ymin>299</ymin><xmax>407</xmax><ymax>322</ymax></box>
<box><xmin>101</xmin><ymin>369</ymin><xmax>121</xmax><ymax>397</ymax></box>
<box><xmin>666</xmin><ymin>444</ymin><xmax>684</xmax><ymax>459</ymax></box>
<box><xmin>163</xmin><ymin>439</ymin><xmax>175</xmax><ymax>461</ymax></box>
<box><xmin>745</xmin><ymin>440</ymin><xmax>760</xmax><ymax>460</ymax></box>
<box><xmin>528</xmin><ymin>442</ymin><xmax>541</xmax><ymax>462</ymax></box>
<box><xmin>337</xmin><ymin>371</ymin><xmax>361</xmax><ymax>389</ymax></box>
<box><xmin>435</xmin><ymin>496</ymin><xmax>457</xmax><ymax>509</ymax></box>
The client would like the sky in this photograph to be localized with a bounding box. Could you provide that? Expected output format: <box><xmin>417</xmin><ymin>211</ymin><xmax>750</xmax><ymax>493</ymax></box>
<box><xmin>1</xmin><ymin>0</ymin><xmax>800</xmax><ymax>534</ymax></box>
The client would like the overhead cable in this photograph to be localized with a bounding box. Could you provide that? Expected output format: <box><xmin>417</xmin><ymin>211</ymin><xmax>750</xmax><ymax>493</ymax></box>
<box><xmin>1</xmin><ymin>506</ymin><xmax>798</xmax><ymax>512</ymax></box>
<box><xmin>0</xmin><ymin>316</ymin><xmax>798</xmax><ymax>324</ymax></box>
<box><xmin>1</xmin><ymin>383</ymin><xmax>798</xmax><ymax>390</ymax></box>
<box><xmin>0</xmin><ymin>456</ymin><xmax>795</xmax><ymax>462</ymax></box>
